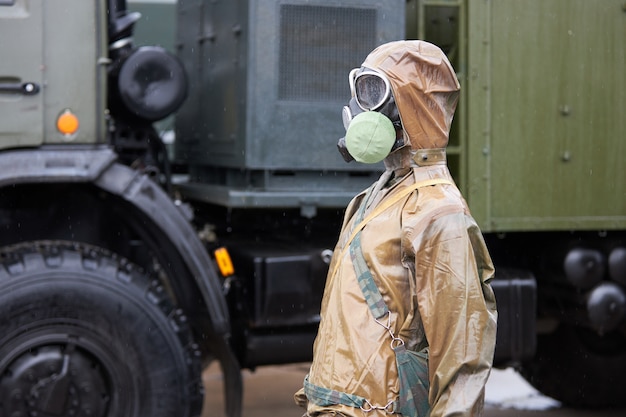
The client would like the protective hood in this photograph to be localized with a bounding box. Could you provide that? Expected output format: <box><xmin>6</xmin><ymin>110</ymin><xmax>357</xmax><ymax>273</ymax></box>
<box><xmin>361</xmin><ymin>40</ymin><xmax>460</xmax><ymax>151</ymax></box>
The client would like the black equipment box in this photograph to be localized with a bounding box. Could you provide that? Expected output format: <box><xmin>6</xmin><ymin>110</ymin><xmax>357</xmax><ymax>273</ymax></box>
<box><xmin>491</xmin><ymin>269</ymin><xmax>537</xmax><ymax>365</ymax></box>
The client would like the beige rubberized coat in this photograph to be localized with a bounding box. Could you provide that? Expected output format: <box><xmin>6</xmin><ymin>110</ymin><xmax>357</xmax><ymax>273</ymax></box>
<box><xmin>296</xmin><ymin>40</ymin><xmax>497</xmax><ymax>417</ymax></box>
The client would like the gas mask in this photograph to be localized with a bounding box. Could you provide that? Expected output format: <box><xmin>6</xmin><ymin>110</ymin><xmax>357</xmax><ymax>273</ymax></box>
<box><xmin>337</xmin><ymin>68</ymin><xmax>403</xmax><ymax>163</ymax></box>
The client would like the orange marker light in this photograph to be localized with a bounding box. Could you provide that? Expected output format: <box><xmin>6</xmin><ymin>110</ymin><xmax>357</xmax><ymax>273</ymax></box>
<box><xmin>56</xmin><ymin>110</ymin><xmax>79</xmax><ymax>136</ymax></box>
<box><xmin>214</xmin><ymin>247</ymin><xmax>235</xmax><ymax>277</ymax></box>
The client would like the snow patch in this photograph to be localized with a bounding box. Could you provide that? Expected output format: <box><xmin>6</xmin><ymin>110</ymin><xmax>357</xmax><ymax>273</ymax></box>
<box><xmin>485</xmin><ymin>368</ymin><xmax>561</xmax><ymax>410</ymax></box>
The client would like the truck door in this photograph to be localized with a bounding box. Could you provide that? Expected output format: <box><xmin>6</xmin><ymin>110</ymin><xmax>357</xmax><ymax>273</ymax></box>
<box><xmin>0</xmin><ymin>0</ymin><xmax>44</xmax><ymax>149</ymax></box>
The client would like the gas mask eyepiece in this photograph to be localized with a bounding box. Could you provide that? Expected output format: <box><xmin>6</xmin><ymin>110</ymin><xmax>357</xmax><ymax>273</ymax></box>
<box><xmin>349</xmin><ymin>68</ymin><xmax>392</xmax><ymax>111</ymax></box>
<box><xmin>338</xmin><ymin>68</ymin><xmax>402</xmax><ymax>163</ymax></box>
<box><xmin>342</xmin><ymin>68</ymin><xmax>394</xmax><ymax>129</ymax></box>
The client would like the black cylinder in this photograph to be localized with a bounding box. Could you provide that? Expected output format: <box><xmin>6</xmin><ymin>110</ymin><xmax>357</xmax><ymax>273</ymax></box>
<box><xmin>563</xmin><ymin>248</ymin><xmax>605</xmax><ymax>290</ymax></box>
<box><xmin>586</xmin><ymin>282</ymin><xmax>626</xmax><ymax>334</ymax></box>
<box><xmin>608</xmin><ymin>247</ymin><xmax>626</xmax><ymax>286</ymax></box>
<box><xmin>114</xmin><ymin>46</ymin><xmax>188</xmax><ymax>122</ymax></box>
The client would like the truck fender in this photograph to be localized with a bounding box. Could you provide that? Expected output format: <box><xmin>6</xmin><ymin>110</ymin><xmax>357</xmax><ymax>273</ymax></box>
<box><xmin>95</xmin><ymin>157</ymin><xmax>245</xmax><ymax>417</ymax></box>
<box><xmin>0</xmin><ymin>147</ymin><xmax>230</xmax><ymax>335</ymax></box>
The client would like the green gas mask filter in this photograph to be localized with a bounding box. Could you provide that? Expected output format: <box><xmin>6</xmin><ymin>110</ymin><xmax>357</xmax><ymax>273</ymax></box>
<box><xmin>344</xmin><ymin>111</ymin><xmax>396</xmax><ymax>164</ymax></box>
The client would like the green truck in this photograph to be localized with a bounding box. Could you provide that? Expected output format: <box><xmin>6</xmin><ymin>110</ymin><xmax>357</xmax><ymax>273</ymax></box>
<box><xmin>0</xmin><ymin>0</ymin><xmax>624</xmax><ymax>416</ymax></box>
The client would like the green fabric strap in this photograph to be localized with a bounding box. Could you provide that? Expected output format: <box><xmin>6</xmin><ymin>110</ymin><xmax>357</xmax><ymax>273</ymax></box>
<box><xmin>350</xmin><ymin>232</ymin><xmax>389</xmax><ymax>319</ymax></box>
<box><xmin>394</xmin><ymin>345</ymin><xmax>431</xmax><ymax>417</ymax></box>
<box><xmin>349</xmin><ymin>183</ymin><xmax>388</xmax><ymax>318</ymax></box>
<box><xmin>303</xmin><ymin>375</ymin><xmax>367</xmax><ymax>409</ymax></box>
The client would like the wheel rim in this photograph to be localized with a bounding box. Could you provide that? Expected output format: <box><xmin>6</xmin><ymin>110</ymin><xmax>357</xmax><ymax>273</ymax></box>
<box><xmin>1</xmin><ymin>324</ymin><xmax>133</xmax><ymax>416</ymax></box>
<box><xmin>0</xmin><ymin>243</ymin><xmax>205</xmax><ymax>417</ymax></box>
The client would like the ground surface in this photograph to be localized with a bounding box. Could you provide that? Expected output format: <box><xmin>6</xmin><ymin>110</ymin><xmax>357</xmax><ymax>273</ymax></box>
<box><xmin>201</xmin><ymin>363</ymin><xmax>626</xmax><ymax>417</ymax></box>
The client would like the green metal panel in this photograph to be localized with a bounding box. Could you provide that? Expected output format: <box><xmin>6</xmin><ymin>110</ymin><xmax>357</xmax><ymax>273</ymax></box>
<box><xmin>129</xmin><ymin>0</ymin><xmax>177</xmax><ymax>52</ymax></box>
<box><xmin>0</xmin><ymin>0</ymin><xmax>106</xmax><ymax>149</ymax></box>
<box><xmin>0</xmin><ymin>0</ymin><xmax>44</xmax><ymax>148</ymax></box>
<box><xmin>42</xmin><ymin>0</ymin><xmax>106</xmax><ymax>144</ymax></box>
<box><xmin>467</xmin><ymin>0</ymin><xmax>626</xmax><ymax>232</ymax></box>
<box><xmin>174</xmin><ymin>0</ymin><xmax>406</xmax><ymax>210</ymax></box>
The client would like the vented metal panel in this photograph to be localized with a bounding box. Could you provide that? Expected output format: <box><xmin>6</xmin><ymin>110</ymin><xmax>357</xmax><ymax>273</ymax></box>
<box><xmin>175</xmin><ymin>0</ymin><xmax>405</xmax><ymax>208</ymax></box>
<box><xmin>279</xmin><ymin>5</ymin><xmax>376</xmax><ymax>101</ymax></box>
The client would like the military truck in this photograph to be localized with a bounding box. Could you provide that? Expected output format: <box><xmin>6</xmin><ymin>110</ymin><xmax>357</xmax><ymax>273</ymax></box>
<box><xmin>0</xmin><ymin>0</ymin><xmax>624</xmax><ymax>416</ymax></box>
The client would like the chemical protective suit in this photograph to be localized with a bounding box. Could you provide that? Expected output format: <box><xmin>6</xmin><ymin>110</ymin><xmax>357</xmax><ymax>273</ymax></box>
<box><xmin>295</xmin><ymin>41</ymin><xmax>498</xmax><ymax>417</ymax></box>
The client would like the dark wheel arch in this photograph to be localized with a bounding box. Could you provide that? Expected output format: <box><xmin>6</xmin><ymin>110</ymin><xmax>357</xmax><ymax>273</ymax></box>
<box><xmin>0</xmin><ymin>241</ymin><xmax>204</xmax><ymax>416</ymax></box>
<box><xmin>0</xmin><ymin>147</ymin><xmax>229</xmax><ymax>335</ymax></box>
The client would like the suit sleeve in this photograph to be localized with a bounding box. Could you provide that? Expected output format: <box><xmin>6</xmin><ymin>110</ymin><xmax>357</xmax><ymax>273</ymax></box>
<box><xmin>412</xmin><ymin>211</ymin><xmax>497</xmax><ymax>417</ymax></box>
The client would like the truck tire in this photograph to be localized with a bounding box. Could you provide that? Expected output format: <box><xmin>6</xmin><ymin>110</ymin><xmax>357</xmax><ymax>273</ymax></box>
<box><xmin>524</xmin><ymin>323</ymin><xmax>626</xmax><ymax>408</ymax></box>
<box><xmin>0</xmin><ymin>242</ymin><xmax>204</xmax><ymax>417</ymax></box>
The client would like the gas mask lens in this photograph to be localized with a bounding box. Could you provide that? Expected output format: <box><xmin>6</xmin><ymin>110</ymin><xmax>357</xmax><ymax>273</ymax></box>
<box><xmin>349</xmin><ymin>68</ymin><xmax>391</xmax><ymax>111</ymax></box>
